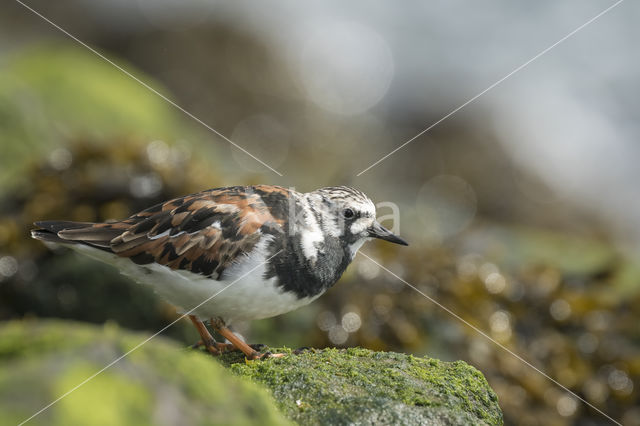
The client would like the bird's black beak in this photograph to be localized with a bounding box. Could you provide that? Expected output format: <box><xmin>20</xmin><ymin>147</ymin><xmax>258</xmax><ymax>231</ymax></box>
<box><xmin>368</xmin><ymin>221</ymin><xmax>409</xmax><ymax>246</ymax></box>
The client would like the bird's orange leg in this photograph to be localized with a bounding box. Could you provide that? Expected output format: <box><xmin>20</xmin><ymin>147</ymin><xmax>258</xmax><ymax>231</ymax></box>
<box><xmin>210</xmin><ymin>317</ymin><xmax>285</xmax><ymax>360</ymax></box>
<box><xmin>189</xmin><ymin>315</ymin><xmax>220</xmax><ymax>356</ymax></box>
<box><xmin>210</xmin><ymin>317</ymin><xmax>261</xmax><ymax>359</ymax></box>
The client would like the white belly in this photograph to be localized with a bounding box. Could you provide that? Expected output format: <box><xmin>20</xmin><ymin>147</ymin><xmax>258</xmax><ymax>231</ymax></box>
<box><xmin>71</xmin><ymin>236</ymin><xmax>320</xmax><ymax>324</ymax></box>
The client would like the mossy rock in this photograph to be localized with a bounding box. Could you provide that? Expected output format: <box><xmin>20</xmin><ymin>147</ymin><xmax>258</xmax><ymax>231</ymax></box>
<box><xmin>219</xmin><ymin>347</ymin><xmax>502</xmax><ymax>425</ymax></box>
<box><xmin>0</xmin><ymin>320</ymin><xmax>501</xmax><ymax>425</ymax></box>
<box><xmin>0</xmin><ymin>320</ymin><xmax>289</xmax><ymax>426</ymax></box>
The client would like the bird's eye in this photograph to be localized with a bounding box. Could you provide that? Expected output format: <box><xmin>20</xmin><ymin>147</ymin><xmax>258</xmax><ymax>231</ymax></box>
<box><xmin>343</xmin><ymin>208</ymin><xmax>355</xmax><ymax>219</ymax></box>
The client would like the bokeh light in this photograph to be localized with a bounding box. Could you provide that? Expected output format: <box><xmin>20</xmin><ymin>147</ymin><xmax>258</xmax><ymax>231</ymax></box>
<box><xmin>297</xmin><ymin>19</ymin><xmax>394</xmax><ymax>115</ymax></box>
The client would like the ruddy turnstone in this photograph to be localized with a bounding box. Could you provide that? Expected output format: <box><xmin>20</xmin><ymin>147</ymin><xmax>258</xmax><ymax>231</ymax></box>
<box><xmin>31</xmin><ymin>185</ymin><xmax>407</xmax><ymax>359</ymax></box>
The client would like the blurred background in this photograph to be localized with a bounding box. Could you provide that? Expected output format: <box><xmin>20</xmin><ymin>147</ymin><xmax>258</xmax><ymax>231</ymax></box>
<box><xmin>1</xmin><ymin>0</ymin><xmax>639</xmax><ymax>424</ymax></box>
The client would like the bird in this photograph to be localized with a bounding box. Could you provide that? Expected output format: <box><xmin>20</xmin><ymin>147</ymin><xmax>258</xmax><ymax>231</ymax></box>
<box><xmin>31</xmin><ymin>185</ymin><xmax>408</xmax><ymax>359</ymax></box>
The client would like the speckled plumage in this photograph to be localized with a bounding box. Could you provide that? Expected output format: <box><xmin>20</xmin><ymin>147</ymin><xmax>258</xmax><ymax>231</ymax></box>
<box><xmin>32</xmin><ymin>185</ymin><xmax>407</xmax><ymax>325</ymax></box>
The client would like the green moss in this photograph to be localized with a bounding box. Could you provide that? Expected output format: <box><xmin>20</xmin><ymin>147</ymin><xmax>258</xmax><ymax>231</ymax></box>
<box><xmin>0</xmin><ymin>319</ymin><xmax>96</xmax><ymax>360</ymax></box>
<box><xmin>219</xmin><ymin>347</ymin><xmax>502</xmax><ymax>425</ymax></box>
<box><xmin>54</xmin><ymin>364</ymin><xmax>152</xmax><ymax>426</ymax></box>
<box><xmin>0</xmin><ymin>320</ymin><xmax>501</xmax><ymax>425</ymax></box>
<box><xmin>0</xmin><ymin>320</ymin><xmax>289</xmax><ymax>426</ymax></box>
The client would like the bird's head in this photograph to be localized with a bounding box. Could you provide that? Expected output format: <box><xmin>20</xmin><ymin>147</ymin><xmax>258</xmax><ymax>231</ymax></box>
<box><xmin>310</xmin><ymin>186</ymin><xmax>408</xmax><ymax>251</ymax></box>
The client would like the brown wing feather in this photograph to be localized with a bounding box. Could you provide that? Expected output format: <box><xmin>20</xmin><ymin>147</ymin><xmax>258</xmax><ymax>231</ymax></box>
<box><xmin>32</xmin><ymin>186</ymin><xmax>291</xmax><ymax>277</ymax></box>
<box><xmin>121</xmin><ymin>188</ymin><xmax>287</xmax><ymax>277</ymax></box>
<box><xmin>67</xmin><ymin>186</ymin><xmax>288</xmax><ymax>278</ymax></box>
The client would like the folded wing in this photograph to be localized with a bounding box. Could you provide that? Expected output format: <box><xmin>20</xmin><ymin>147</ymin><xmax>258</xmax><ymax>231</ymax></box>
<box><xmin>32</xmin><ymin>186</ymin><xmax>286</xmax><ymax>279</ymax></box>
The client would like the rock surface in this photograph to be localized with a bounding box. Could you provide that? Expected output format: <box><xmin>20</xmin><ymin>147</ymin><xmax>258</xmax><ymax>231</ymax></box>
<box><xmin>0</xmin><ymin>320</ymin><xmax>502</xmax><ymax>425</ymax></box>
<box><xmin>220</xmin><ymin>347</ymin><xmax>502</xmax><ymax>425</ymax></box>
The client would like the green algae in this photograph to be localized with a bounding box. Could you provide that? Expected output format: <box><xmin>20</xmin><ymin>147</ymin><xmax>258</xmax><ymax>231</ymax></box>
<box><xmin>219</xmin><ymin>347</ymin><xmax>502</xmax><ymax>425</ymax></box>
<box><xmin>53</xmin><ymin>364</ymin><xmax>153</xmax><ymax>426</ymax></box>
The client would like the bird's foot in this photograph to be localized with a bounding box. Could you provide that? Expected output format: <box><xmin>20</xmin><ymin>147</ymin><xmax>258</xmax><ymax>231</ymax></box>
<box><xmin>247</xmin><ymin>350</ymin><xmax>285</xmax><ymax>361</ymax></box>
<box><xmin>192</xmin><ymin>339</ymin><xmax>306</xmax><ymax>359</ymax></box>
<box><xmin>192</xmin><ymin>340</ymin><xmax>271</xmax><ymax>356</ymax></box>
<box><xmin>212</xmin><ymin>342</ymin><xmax>236</xmax><ymax>353</ymax></box>
<box><xmin>206</xmin><ymin>317</ymin><xmax>289</xmax><ymax>360</ymax></box>
<box><xmin>193</xmin><ymin>338</ymin><xmax>220</xmax><ymax>356</ymax></box>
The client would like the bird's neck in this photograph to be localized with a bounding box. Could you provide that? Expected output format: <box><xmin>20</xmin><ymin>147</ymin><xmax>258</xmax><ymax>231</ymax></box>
<box><xmin>265</xmin><ymin>195</ymin><xmax>353</xmax><ymax>299</ymax></box>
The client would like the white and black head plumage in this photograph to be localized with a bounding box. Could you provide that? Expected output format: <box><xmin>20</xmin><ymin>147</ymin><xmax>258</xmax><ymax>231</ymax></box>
<box><xmin>309</xmin><ymin>186</ymin><xmax>405</xmax><ymax>247</ymax></box>
<box><xmin>310</xmin><ymin>186</ymin><xmax>377</xmax><ymax>239</ymax></box>
<box><xmin>32</xmin><ymin>185</ymin><xmax>407</xmax><ymax>313</ymax></box>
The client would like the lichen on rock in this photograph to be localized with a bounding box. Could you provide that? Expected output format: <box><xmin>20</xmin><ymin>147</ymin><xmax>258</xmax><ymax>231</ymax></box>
<box><xmin>219</xmin><ymin>347</ymin><xmax>503</xmax><ymax>425</ymax></box>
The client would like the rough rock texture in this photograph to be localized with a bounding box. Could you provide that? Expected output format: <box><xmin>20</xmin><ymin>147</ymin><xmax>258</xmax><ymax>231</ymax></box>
<box><xmin>219</xmin><ymin>347</ymin><xmax>503</xmax><ymax>425</ymax></box>
<box><xmin>0</xmin><ymin>320</ymin><xmax>289</xmax><ymax>426</ymax></box>
<box><xmin>0</xmin><ymin>320</ymin><xmax>502</xmax><ymax>425</ymax></box>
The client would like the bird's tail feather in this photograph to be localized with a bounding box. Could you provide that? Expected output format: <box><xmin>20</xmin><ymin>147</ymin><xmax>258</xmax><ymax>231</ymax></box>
<box><xmin>31</xmin><ymin>220</ymin><xmax>118</xmax><ymax>251</ymax></box>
